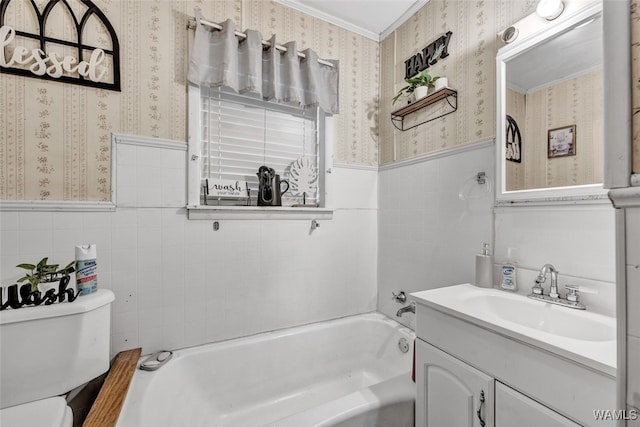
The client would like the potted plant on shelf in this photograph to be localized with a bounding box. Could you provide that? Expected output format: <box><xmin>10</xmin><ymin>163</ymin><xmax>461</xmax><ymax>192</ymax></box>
<box><xmin>17</xmin><ymin>257</ymin><xmax>76</xmax><ymax>293</ymax></box>
<box><xmin>392</xmin><ymin>70</ymin><xmax>440</xmax><ymax>105</ymax></box>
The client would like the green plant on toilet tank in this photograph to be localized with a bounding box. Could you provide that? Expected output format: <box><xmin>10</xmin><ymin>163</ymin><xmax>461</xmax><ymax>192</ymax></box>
<box><xmin>1</xmin><ymin>257</ymin><xmax>79</xmax><ymax>311</ymax></box>
<box><xmin>17</xmin><ymin>257</ymin><xmax>75</xmax><ymax>291</ymax></box>
<box><xmin>392</xmin><ymin>70</ymin><xmax>440</xmax><ymax>105</ymax></box>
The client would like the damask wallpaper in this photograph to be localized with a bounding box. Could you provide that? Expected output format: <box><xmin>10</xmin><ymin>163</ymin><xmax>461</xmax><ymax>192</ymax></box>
<box><xmin>505</xmin><ymin>71</ymin><xmax>604</xmax><ymax>191</ymax></box>
<box><xmin>379</xmin><ymin>0</ymin><xmax>538</xmax><ymax>165</ymax></box>
<box><xmin>0</xmin><ymin>0</ymin><xmax>380</xmax><ymax>201</ymax></box>
<box><xmin>2</xmin><ymin>0</ymin><xmax>638</xmax><ymax>202</ymax></box>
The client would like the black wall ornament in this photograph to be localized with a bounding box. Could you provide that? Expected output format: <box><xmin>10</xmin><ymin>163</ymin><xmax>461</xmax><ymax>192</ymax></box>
<box><xmin>404</xmin><ymin>31</ymin><xmax>453</xmax><ymax>80</ymax></box>
<box><xmin>506</xmin><ymin>115</ymin><xmax>522</xmax><ymax>163</ymax></box>
<box><xmin>1</xmin><ymin>275</ymin><xmax>79</xmax><ymax>310</ymax></box>
<box><xmin>0</xmin><ymin>0</ymin><xmax>121</xmax><ymax>91</ymax></box>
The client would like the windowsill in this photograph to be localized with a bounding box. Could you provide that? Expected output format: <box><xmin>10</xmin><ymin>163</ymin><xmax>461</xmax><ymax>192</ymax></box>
<box><xmin>187</xmin><ymin>205</ymin><xmax>334</xmax><ymax>220</ymax></box>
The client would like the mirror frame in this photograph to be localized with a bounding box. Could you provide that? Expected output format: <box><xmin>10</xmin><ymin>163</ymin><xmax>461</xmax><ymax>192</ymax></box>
<box><xmin>495</xmin><ymin>1</ymin><xmax>608</xmax><ymax>206</ymax></box>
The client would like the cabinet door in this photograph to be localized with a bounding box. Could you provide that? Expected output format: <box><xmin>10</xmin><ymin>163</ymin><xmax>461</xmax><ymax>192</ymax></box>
<box><xmin>416</xmin><ymin>339</ymin><xmax>494</xmax><ymax>427</ymax></box>
<box><xmin>495</xmin><ymin>382</ymin><xmax>581</xmax><ymax>427</ymax></box>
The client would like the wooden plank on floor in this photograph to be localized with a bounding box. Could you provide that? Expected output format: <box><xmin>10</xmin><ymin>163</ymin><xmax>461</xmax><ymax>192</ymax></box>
<box><xmin>83</xmin><ymin>347</ymin><xmax>142</xmax><ymax>427</ymax></box>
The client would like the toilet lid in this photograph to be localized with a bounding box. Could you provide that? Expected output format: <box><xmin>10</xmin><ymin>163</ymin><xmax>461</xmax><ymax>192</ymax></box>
<box><xmin>0</xmin><ymin>396</ymin><xmax>70</xmax><ymax>427</ymax></box>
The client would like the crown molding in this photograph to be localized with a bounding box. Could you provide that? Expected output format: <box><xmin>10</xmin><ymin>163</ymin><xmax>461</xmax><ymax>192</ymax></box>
<box><xmin>274</xmin><ymin>0</ymin><xmax>378</xmax><ymax>40</ymax></box>
<box><xmin>274</xmin><ymin>0</ymin><xmax>428</xmax><ymax>42</ymax></box>
<box><xmin>379</xmin><ymin>0</ymin><xmax>429</xmax><ymax>41</ymax></box>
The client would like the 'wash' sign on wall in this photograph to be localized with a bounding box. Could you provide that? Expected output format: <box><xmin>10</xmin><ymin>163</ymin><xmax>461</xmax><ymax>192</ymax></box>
<box><xmin>0</xmin><ymin>0</ymin><xmax>120</xmax><ymax>91</ymax></box>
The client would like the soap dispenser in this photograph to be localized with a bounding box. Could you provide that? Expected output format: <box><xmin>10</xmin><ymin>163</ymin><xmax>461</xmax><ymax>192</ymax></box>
<box><xmin>500</xmin><ymin>247</ymin><xmax>518</xmax><ymax>291</ymax></box>
<box><xmin>475</xmin><ymin>243</ymin><xmax>493</xmax><ymax>288</ymax></box>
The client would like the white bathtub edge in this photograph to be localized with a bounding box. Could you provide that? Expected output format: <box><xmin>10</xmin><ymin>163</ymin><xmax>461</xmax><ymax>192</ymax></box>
<box><xmin>138</xmin><ymin>310</ymin><xmax>413</xmax><ymax>358</ymax></box>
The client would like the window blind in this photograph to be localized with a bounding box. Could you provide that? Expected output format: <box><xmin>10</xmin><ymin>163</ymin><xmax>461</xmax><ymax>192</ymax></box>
<box><xmin>200</xmin><ymin>88</ymin><xmax>320</xmax><ymax>205</ymax></box>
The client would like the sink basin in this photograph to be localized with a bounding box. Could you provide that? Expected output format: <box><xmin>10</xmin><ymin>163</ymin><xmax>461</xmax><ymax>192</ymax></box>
<box><xmin>462</xmin><ymin>293</ymin><xmax>615</xmax><ymax>342</ymax></box>
<box><xmin>412</xmin><ymin>284</ymin><xmax>616</xmax><ymax>374</ymax></box>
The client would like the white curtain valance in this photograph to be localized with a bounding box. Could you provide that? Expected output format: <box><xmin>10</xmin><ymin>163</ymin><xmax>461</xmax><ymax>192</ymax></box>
<box><xmin>188</xmin><ymin>18</ymin><xmax>340</xmax><ymax>114</ymax></box>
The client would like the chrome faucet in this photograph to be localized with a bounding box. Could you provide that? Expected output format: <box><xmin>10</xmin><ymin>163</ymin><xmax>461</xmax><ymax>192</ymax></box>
<box><xmin>396</xmin><ymin>301</ymin><xmax>416</xmax><ymax>317</ymax></box>
<box><xmin>533</xmin><ymin>263</ymin><xmax>559</xmax><ymax>298</ymax></box>
<box><xmin>528</xmin><ymin>264</ymin><xmax>586</xmax><ymax>310</ymax></box>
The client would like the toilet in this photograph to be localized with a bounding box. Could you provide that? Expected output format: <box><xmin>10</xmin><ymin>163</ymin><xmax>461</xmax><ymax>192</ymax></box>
<box><xmin>0</xmin><ymin>289</ymin><xmax>115</xmax><ymax>427</ymax></box>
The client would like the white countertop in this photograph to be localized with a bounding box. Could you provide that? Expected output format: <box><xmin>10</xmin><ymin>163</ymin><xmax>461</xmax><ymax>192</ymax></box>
<box><xmin>412</xmin><ymin>284</ymin><xmax>616</xmax><ymax>377</ymax></box>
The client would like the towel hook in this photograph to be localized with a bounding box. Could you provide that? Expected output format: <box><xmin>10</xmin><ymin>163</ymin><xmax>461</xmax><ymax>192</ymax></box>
<box><xmin>459</xmin><ymin>171</ymin><xmax>492</xmax><ymax>200</ymax></box>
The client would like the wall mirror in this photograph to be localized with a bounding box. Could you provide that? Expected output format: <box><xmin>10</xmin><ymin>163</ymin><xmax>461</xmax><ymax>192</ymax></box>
<box><xmin>496</xmin><ymin>2</ymin><xmax>608</xmax><ymax>205</ymax></box>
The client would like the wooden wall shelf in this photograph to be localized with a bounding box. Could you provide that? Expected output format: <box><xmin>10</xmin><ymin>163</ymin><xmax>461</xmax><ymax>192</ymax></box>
<box><xmin>391</xmin><ymin>88</ymin><xmax>457</xmax><ymax>131</ymax></box>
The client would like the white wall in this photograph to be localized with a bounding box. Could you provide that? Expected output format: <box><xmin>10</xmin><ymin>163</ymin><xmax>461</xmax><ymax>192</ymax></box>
<box><xmin>495</xmin><ymin>204</ymin><xmax>616</xmax><ymax>316</ymax></box>
<box><xmin>0</xmin><ymin>139</ymin><xmax>379</xmax><ymax>357</ymax></box>
<box><xmin>377</xmin><ymin>141</ymin><xmax>617</xmax><ymax>329</ymax></box>
<box><xmin>377</xmin><ymin>143</ymin><xmax>495</xmax><ymax>329</ymax></box>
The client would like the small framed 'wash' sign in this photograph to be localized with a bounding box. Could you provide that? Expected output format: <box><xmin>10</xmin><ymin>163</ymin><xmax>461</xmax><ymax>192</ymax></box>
<box><xmin>208</xmin><ymin>178</ymin><xmax>249</xmax><ymax>198</ymax></box>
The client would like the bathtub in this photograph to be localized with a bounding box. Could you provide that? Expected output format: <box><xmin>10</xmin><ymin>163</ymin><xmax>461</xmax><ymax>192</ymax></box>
<box><xmin>117</xmin><ymin>312</ymin><xmax>415</xmax><ymax>427</ymax></box>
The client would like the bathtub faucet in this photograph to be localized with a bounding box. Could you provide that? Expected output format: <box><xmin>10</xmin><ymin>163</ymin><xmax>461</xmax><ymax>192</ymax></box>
<box><xmin>396</xmin><ymin>301</ymin><xmax>416</xmax><ymax>318</ymax></box>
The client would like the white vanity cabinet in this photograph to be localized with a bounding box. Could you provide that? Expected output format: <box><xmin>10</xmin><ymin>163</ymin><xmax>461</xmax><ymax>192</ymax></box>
<box><xmin>416</xmin><ymin>339</ymin><xmax>494</xmax><ymax>427</ymax></box>
<box><xmin>416</xmin><ymin>339</ymin><xmax>583</xmax><ymax>427</ymax></box>
<box><xmin>412</xmin><ymin>287</ymin><xmax>617</xmax><ymax>427</ymax></box>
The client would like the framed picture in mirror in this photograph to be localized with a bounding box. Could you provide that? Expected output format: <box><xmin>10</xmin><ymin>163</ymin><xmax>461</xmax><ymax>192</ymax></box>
<box><xmin>548</xmin><ymin>125</ymin><xmax>576</xmax><ymax>158</ymax></box>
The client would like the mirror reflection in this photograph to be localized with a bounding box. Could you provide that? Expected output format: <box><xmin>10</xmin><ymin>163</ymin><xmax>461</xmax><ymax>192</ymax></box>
<box><xmin>504</xmin><ymin>14</ymin><xmax>603</xmax><ymax>192</ymax></box>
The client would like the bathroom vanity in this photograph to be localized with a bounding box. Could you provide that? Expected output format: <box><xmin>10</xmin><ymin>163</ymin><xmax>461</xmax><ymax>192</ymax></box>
<box><xmin>412</xmin><ymin>284</ymin><xmax>616</xmax><ymax>427</ymax></box>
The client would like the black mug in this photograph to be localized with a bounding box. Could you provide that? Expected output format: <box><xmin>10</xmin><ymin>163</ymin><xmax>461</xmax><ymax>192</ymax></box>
<box><xmin>272</xmin><ymin>174</ymin><xmax>289</xmax><ymax>206</ymax></box>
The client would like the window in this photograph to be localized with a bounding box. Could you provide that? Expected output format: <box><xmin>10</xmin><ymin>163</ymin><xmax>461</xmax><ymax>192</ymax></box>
<box><xmin>187</xmin><ymin>85</ymin><xmax>331</xmax><ymax>219</ymax></box>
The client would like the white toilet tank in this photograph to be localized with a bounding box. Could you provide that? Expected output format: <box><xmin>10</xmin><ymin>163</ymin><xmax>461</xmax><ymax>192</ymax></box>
<box><xmin>0</xmin><ymin>289</ymin><xmax>115</xmax><ymax>409</ymax></box>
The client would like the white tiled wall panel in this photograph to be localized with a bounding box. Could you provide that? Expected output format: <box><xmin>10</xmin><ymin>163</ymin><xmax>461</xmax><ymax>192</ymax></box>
<box><xmin>495</xmin><ymin>205</ymin><xmax>616</xmax><ymax>283</ymax></box>
<box><xmin>628</xmin><ymin>334</ymin><xmax>640</xmax><ymax>417</ymax></box>
<box><xmin>627</xmin><ymin>207</ymin><xmax>640</xmax><ymax>416</ymax></box>
<box><xmin>0</xmin><ymin>141</ymin><xmax>378</xmax><ymax>357</ymax></box>
<box><xmin>629</xmin><ymin>264</ymin><xmax>640</xmax><ymax>339</ymax></box>
<box><xmin>378</xmin><ymin>142</ymin><xmax>617</xmax><ymax>327</ymax></box>
<box><xmin>494</xmin><ymin>204</ymin><xmax>616</xmax><ymax>316</ymax></box>
<box><xmin>115</xmin><ymin>143</ymin><xmax>187</xmax><ymax>208</ymax></box>
<box><xmin>377</xmin><ymin>144</ymin><xmax>495</xmax><ymax>329</ymax></box>
<box><xmin>626</xmin><ymin>207</ymin><xmax>640</xmax><ymax>263</ymax></box>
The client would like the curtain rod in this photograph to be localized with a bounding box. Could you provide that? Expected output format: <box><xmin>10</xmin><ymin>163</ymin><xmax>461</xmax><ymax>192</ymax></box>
<box><xmin>187</xmin><ymin>17</ymin><xmax>335</xmax><ymax>68</ymax></box>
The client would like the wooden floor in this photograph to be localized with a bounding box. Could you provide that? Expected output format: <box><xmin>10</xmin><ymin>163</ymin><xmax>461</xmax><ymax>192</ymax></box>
<box><xmin>83</xmin><ymin>348</ymin><xmax>141</xmax><ymax>427</ymax></box>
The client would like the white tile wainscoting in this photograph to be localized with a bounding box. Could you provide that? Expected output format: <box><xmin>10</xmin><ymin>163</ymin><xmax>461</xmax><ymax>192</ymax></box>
<box><xmin>377</xmin><ymin>142</ymin><xmax>495</xmax><ymax>329</ymax></box>
<box><xmin>0</xmin><ymin>136</ymin><xmax>379</xmax><ymax>357</ymax></box>
<box><xmin>624</xmin><ymin>204</ymin><xmax>640</xmax><ymax>422</ymax></box>
<box><xmin>494</xmin><ymin>205</ymin><xmax>616</xmax><ymax>317</ymax></box>
<box><xmin>378</xmin><ymin>141</ymin><xmax>617</xmax><ymax>328</ymax></box>
<box><xmin>607</xmin><ymin>186</ymin><xmax>640</xmax><ymax>424</ymax></box>
<box><xmin>1</xmin><ymin>135</ymin><xmax>618</xmax><ymax>359</ymax></box>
